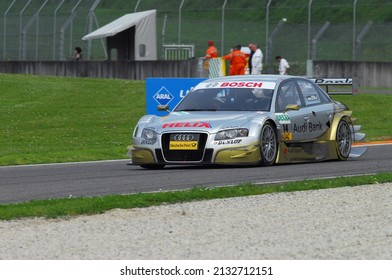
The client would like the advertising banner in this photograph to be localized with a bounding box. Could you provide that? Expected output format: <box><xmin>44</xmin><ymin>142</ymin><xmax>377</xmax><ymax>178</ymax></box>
<box><xmin>146</xmin><ymin>78</ymin><xmax>206</xmax><ymax>116</ymax></box>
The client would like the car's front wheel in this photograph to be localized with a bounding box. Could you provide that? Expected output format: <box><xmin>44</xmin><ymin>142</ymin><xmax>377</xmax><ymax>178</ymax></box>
<box><xmin>259</xmin><ymin>122</ymin><xmax>278</xmax><ymax>166</ymax></box>
<box><xmin>336</xmin><ymin>118</ymin><xmax>352</xmax><ymax>160</ymax></box>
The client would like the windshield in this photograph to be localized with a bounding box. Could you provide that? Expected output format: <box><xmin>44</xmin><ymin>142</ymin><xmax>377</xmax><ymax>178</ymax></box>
<box><xmin>174</xmin><ymin>88</ymin><xmax>273</xmax><ymax>112</ymax></box>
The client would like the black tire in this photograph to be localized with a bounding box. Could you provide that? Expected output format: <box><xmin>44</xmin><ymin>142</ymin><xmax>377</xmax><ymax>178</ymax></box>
<box><xmin>140</xmin><ymin>164</ymin><xmax>166</xmax><ymax>169</ymax></box>
<box><xmin>336</xmin><ymin>118</ymin><xmax>352</xmax><ymax>160</ymax></box>
<box><xmin>259</xmin><ymin>122</ymin><xmax>278</xmax><ymax>166</ymax></box>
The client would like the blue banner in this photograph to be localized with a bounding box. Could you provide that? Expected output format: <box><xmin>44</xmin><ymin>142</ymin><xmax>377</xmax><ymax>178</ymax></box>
<box><xmin>146</xmin><ymin>78</ymin><xmax>206</xmax><ymax>116</ymax></box>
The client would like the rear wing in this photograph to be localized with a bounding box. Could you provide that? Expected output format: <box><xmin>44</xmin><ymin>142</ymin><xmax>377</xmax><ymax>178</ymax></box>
<box><xmin>310</xmin><ymin>78</ymin><xmax>355</xmax><ymax>95</ymax></box>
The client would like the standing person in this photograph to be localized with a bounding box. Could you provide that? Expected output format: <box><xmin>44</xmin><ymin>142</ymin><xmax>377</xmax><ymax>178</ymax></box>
<box><xmin>73</xmin><ymin>47</ymin><xmax>82</xmax><ymax>61</ymax></box>
<box><xmin>276</xmin><ymin>55</ymin><xmax>290</xmax><ymax>75</ymax></box>
<box><xmin>249</xmin><ymin>43</ymin><xmax>263</xmax><ymax>75</ymax></box>
<box><xmin>247</xmin><ymin>43</ymin><xmax>255</xmax><ymax>74</ymax></box>
<box><xmin>223</xmin><ymin>45</ymin><xmax>247</xmax><ymax>76</ymax></box>
<box><xmin>205</xmin><ymin>40</ymin><xmax>218</xmax><ymax>59</ymax></box>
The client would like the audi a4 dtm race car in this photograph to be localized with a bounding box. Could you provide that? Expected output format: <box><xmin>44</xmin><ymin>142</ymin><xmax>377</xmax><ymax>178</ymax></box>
<box><xmin>128</xmin><ymin>75</ymin><xmax>367</xmax><ymax>169</ymax></box>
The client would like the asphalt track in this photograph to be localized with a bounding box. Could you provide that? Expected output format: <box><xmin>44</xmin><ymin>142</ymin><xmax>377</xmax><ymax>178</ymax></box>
<box><xmin>1</xmin><ymin>143</ymin><xmax>392</xmax><ymax>204</ymax></box>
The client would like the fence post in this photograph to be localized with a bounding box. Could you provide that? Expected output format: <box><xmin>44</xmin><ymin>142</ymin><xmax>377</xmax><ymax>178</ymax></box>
<box><xmin>53</xmin><ymin>0</ymin><xmax>66</xmax><ymax>60</ymax></box>
<box><xmin>3</xmin><ymin>0</ymin><xmax>17</xmax><ymax>60</ymax></box>
<box><xmin>267</xmin><ymin>19</ymin><xmax>286</xmax><ymax>74</ymax></box>
<box><xmin>307</xmin><ymin>0</ymin><xmax>313</xmax><ymax>60</ymax></box>
<box><xmin>59</xmin><ymin>0</ymin><xmax>82</xmax><ymax>61</ymax></box>
<box><xmin>221</xmin><ymin>0</ymin><xmax>228</xmax><ymax>55</ymax></box>
<box><xmin>354</xmin><ymin>20</ymin><xmax>373</xmax><ymax>61</ymax></box>
<box><xmin>353</xmin><ymin>0</ymin><xmax>358</xmax><ymax>60</ymax></box>
<box><xmin>19</xmin><ymin>0</ymin><xmax>33</xmax><ymax>61</ymax></box>
<box><xmin>311</xmin><ymin>21</ymin><xmax>330</xmax><ymax>60</ymax></box>
<box><xmin>178</xmin><ymin>0</ymin><xmax>185</xmax><ymax>45</ymax></box>
<box><xmin>306</xmin><ymin>59</ymin><xmax>313</xmax><ymax>78</ymax></box>
<box><xmin>265</xmin><ymin>0</ymin><xmax>272</xmax><ymax>72</ymax></box>
<box><xmin>87</xmin><ymin>0</ymin><xmax>101</xmax><ymax>60</ymax></box>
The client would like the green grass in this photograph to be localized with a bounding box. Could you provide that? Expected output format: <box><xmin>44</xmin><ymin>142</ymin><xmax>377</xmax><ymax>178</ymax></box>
<box><xmin>1</xmin><ymin>172</ymin><xmax>392</xmax><ymax>220</ymax></box>
<box><xmin>333</xmin><ymin>93</ymin><xmax>392</xmax><ymax>141</ymax></box>
<box><xmin>0</xmin><ymin>74</ymin><xmax>145</xmax><ymax>165</ymax></box>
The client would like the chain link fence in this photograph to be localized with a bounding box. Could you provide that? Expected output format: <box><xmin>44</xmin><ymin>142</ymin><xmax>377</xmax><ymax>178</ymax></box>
<box><xmin>1</xmin><ymin>0</ymin><xmax>392</xmax><ymax>69</ymax></box>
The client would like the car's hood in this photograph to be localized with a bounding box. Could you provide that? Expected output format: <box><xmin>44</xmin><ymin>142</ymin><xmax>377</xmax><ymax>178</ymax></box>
<box><xmin>142</xmin><ymin>111</ymin><xmax>267</xmax><ymax>134</ymax></box>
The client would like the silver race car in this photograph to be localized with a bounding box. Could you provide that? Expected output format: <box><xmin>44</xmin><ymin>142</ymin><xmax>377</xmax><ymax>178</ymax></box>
<box><xmin>128</xmin><ymin>75</ymin><xmax>366</xmax><ymax>169</ymax></box>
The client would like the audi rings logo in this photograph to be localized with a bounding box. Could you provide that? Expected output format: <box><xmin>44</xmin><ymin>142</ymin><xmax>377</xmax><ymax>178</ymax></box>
<box><xmin>174</xmin><ymin>134</ymin><xmax>194</xmax><ymax>141</ymax></box>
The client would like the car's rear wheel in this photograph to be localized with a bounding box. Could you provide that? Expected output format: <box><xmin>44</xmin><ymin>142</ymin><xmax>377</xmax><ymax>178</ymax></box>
<box><xmin>336</xmin><ymin>118</ymin><xmax>352</xmax><ymax>160</ymax></box>
<box><xmin>140</xmin><ymin>164</ymin><xmax>166</xmax><ymax>169</ymax></box>
<box><xmin>259</xmin><ymin>122</ymin><xmax>278</xmax><ymax>166</ymax></box>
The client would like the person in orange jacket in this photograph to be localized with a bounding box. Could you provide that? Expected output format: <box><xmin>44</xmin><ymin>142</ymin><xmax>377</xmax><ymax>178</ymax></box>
<box><xmin>205</xmin><ymin>40</ymin><xmax>218</xmax><ymax>59</ymax></box>
<box><xmin>223</xmin><ymin>45</ymin><xmax>247</xmax><ymax>75</ymax></box>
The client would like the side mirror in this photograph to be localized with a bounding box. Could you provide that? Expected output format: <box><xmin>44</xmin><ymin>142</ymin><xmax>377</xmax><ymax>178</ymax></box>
<box><xmin>285</xmin><ymin>104</ymin><xmax>300</xmax><ymax>111</ymax></box>
<box><xmin>158</xmin><ymin>105</ymin><xmax>170</xmax><ymax>112</ymax></box>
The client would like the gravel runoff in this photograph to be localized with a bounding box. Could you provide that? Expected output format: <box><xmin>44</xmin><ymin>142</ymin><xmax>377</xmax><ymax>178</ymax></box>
<box><xmin>1</xmin><ymin>183</ymin><xmax>392</xmax><ymax>260</ymax></box>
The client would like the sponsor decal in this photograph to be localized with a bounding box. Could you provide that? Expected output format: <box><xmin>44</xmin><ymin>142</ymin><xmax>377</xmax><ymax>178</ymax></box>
<box><xmin>214</xmin><ymin>139</ymin><xmax>243</xmax><ymax>145</ymax></box>
<box><xmin>141</xmin><ymin>140</ymin><xmax>156</xmax><ymax>145</ymax></box>
<box><xmin>276</xmin><ymin>113</ymin><xmax>291</xmax><ymax>124</ymax></box>
<box><xmin>282</xmin><ymin>132</ymin><xmax>292</xmax><ymax>141</ymax></box>
<box><xmin>153</xmin><ymin>86</ymin><xmax>174</xmax><ymax>106</ymax></box>
<box><xmin>220</xmin><ymin>82</ymin><xmax>263</xmax><ymax>88</ymax></box>
<box><xmin>195</xmin><ymin>81</ymin><xmax>276</xmax><ymax>90</ymax></box>
<box><xmin>162</xmin><ymin>122</ymin><xmax>211</xmax><ymax>128</ymax></box>
<box><xmin>169</xmin><ymin>133</ymin><xmax>199</xmax><ymax>150</ymax></box>
<box><xmin>284</xmin><ymin>147</ymin><xmax>304</xmax><ymax>155</ymax></box>
<box><xmin>169</xmin><ymin>141</ymin><xmax>198</xmax><ymax>150</ymax></box>
<box><xmin>306</xmin><ymin>95</ymin><xmax>319</xmax><ymax>101</ymax></box>
<box><xmin>311</xmin><ymin>78</ymin><xmax>352</xmax><ymax>85</ymax></box>
<box><xmin>293</xmin><ymin>121</ymin><xmax>323</xmax><ymax>133</ymax></box>
<box><xmin>204</xmin><ymin>82</ymin><xmax>220</xmax><ymax>88</ymax></box>
<box><xmin>221</xmin><ymin>125</ymin><xmax>240</xmax><ymax>129</ymax></box>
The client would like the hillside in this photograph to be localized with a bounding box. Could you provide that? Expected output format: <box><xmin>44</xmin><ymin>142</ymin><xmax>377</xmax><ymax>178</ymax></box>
<box><xmin>1</xmin><ymin>0</ymin><xmax>392</xmax><ymax>62</ymax></box>
<box><xmin>94</xmin><ymin>0</ymin><xmax>392</xmax><ymax>61</ymax></box>
<box><xmin>96</xmin><ymin>0</ymin><xmax>392</xmax><ymax>23</ymax></box>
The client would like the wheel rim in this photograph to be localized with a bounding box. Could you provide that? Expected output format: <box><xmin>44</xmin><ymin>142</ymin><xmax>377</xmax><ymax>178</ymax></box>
<box><xmin>337</xmin><ymin>120</ymin><xmax>352</xmax><ymax>158</ymax></box>
<box><xmin>261</xmin><ymin>125</ymin><xmax>277</xmax><ymax>162</ymax></box>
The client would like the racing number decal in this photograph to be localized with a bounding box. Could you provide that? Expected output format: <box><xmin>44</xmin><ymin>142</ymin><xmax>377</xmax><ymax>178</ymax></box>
<box><xmin>282</xmin><ymin>132</ymin><xmax>293</xmax><ymax>140</ymax></box>
<box><xmin>281</xmin><ymin>124</ymin><xmax>292</xmax><ymax>140</ymax></box>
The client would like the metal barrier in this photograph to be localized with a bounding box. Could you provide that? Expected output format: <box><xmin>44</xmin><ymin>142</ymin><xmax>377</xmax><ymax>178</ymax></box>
<box><xmin>163</xmin><ymin>44</ymin><xmax>194</xmax><ymax>60</ymax></box>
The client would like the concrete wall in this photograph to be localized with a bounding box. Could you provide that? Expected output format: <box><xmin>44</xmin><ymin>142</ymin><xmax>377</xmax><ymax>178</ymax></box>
<box><xmin>0</xmin><ymin>60</ymin><xmax>208</xmax><ymax>80</ymax></box>
<box><xmin>311</xmin><ymin>61</ymin><xmax>392</xmax><ymax>88</ymax></box>
<box><xmin>1</xmin><ymin>60</ymin><xmax>392</xmax><ymax>88</ymax></box>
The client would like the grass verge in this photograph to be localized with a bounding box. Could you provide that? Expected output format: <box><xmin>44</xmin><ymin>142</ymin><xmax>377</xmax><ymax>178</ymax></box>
<box><xmin>1</xmin><ymin>172</ymin><xmax>391</xmax><ymax>221</ymax></box>
<box><xmin>0</xmin><ymin>74</ymin><xmax>145</xmax><ymax>165</ymax></box>
<box><xmin>333</xmin><ymin>92</ymin><xmax>392</xmax><ymax>141</ymax></box>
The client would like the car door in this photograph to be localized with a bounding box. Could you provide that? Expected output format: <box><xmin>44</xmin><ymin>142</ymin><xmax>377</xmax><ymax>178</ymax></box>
<box><xmin>275</xmin><ymin>80</ymin><xmax>310</xmax><ymax>142</ymax></box>
<box><xmin>296</xmin><ymin>79</ymin><xmax>334</xmax><ymax>140</ymax></box>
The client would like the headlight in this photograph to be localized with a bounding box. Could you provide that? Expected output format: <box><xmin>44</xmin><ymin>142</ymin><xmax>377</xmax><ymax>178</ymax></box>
<box><xmin>141</xmin><ymin>128</ymin><xmax>157</xmax><ymax>140</ymax></box>
<box><xmin>215</xmin><ymin>128</ymin><xmax>249</xmax><ymax>140</ymax></box>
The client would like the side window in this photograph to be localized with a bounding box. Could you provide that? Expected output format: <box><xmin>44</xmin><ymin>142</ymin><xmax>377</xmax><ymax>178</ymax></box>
<box><xmin>276</xmin><ymin>81</ymin><xmax>301</xmax><ymax>112</ymax></box>
<box><xmin>297</xmin><ymin>80</ymin><xmax>325</xmax><ymax>106</ymax></box>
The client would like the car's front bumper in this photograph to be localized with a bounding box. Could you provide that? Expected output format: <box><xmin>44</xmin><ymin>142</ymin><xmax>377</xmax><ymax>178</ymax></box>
<box><xmin>128</xmin><ymin>142</ymin><xmax>262</xmax><ymax>166</ymax></box>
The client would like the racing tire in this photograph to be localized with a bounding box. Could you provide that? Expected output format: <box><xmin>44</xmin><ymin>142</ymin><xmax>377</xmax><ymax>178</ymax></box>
<box><xmin>259</xmin><ymin>122</ymin><xmax>278</xmax><ymax>166</ymax></box>
<box><xmin>140</xmin><ymin>164</ymin><xmax>166</xmax><ymax>169</ymax></box>
<box><xmin>336</xmin><ymin>118</ymin><xmax>352</xmax><ymax>160</ymax></box>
